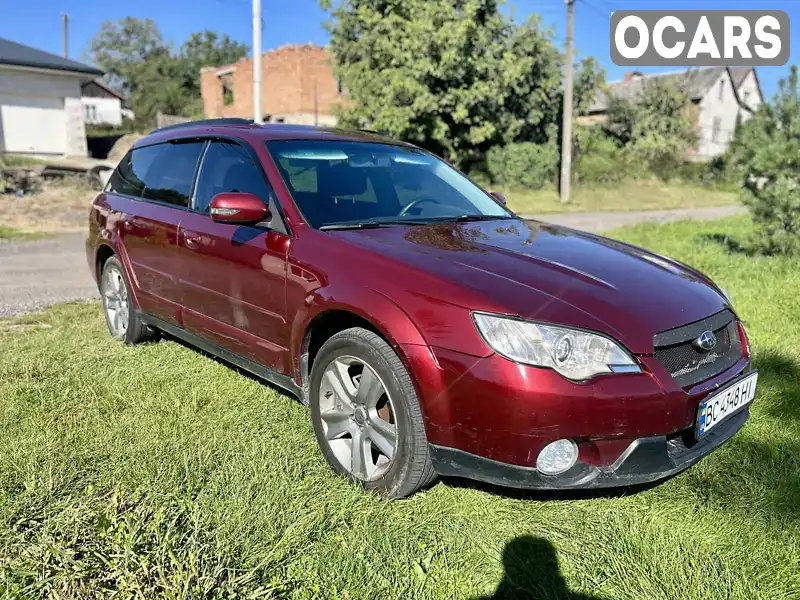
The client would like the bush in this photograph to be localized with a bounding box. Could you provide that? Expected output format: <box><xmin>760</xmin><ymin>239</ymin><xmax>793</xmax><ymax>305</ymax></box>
<box><xmin>730</xmin><ymin>66</ymin><xmax>800</xmax><ymax>255</ymax></box>
<box><xmin>573</xmin><ymin>126</ymin><xmax>629</xmax><ymax>184</ymax></box>
<box><xmin>486</xmin><ymin>142</ymin><xmax>558</xmax><ymax>190</ymax></box>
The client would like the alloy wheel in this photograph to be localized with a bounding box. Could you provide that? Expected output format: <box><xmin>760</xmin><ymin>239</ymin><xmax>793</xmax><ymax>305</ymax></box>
<box><xmin>318</xmin><ymin>356</ymin><xmax>398</xmax><ymax>481</ymax></box>
<box><xmin>102</xmin><ymin>264</ymin><xmax>129</xmax><ymax>339</ymax></box>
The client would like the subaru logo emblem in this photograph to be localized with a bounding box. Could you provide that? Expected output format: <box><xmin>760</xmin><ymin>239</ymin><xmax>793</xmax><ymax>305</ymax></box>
<box><xmin>694</xmin><ymin>330</ymin><xmax>717</xmax><ymax>352</ymax></box>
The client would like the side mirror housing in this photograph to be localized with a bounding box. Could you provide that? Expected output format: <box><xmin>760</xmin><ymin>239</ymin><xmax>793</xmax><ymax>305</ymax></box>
<box><xmin>209</xmin><ymin>192</ymin><xmax>270</xmax><ymax>225</ymax></box>
<box><xmin>489</xmin><ymin>191</ymin><xmax>507</xmax><ymax>205</ymax></box>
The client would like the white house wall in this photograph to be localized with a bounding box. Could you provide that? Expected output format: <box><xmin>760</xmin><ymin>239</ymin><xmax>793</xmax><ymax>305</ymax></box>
<box><xmin>82</xmin><ymin>96</ymin><xmax>122</xmax><ymax>126</ymax></box>
<box><xmin>736</xmin><ymin>71</ymin><xmax>763</xmax><ymax>119</ymax></box>
<box><xmin>0</xmin><ymin>66</ymin><xmax>87</xmax><ymax>156</ymax></box>
<box><xmin>696</xmin><ymin>72</ymin><xmax>741</xmax><ymax>159</ymax></box>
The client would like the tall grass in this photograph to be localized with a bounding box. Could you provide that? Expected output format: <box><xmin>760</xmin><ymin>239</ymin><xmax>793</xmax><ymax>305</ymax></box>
<box><xmin>0</xmin><ymin>216</ymin><xmax>798</xmax><ymax>598</ymax></box>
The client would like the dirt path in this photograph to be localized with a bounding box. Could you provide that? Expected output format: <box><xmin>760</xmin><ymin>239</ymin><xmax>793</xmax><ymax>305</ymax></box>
<box><xmin>0</xmin><ymin>233</ymin><xmax>97</xmax><ymax>317</ymax></box>
<box><xmin>0</xmin><ymin>206</ymin><xmax>745</xmax><ymax>318</ymax></box>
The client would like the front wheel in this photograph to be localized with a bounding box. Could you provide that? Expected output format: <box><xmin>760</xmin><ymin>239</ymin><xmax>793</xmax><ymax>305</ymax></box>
<box><xmin>309</xmin><ymin>327</ymin><xmax>436</xmax><ymax>498</ymax></box>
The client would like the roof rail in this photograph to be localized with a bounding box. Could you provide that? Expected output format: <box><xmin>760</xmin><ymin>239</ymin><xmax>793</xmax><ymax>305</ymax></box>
<box><xmin>151</xmin><ymin>118</ymin><xmax>254</xmax><ymax>134</ymax></box>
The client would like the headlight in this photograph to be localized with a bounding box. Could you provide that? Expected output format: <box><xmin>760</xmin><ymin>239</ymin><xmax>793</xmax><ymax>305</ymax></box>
<box><xmin>473</xmin><ymin>312</ymin><xmax>640</xmax><ymax>381</ymax></box>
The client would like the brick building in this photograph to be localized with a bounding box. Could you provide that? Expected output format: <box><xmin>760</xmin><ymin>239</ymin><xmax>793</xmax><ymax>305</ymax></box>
<box><xmin>200</xmin><ymin>44</ymin><xmax>343</xmax><ymax>125</ymax></box>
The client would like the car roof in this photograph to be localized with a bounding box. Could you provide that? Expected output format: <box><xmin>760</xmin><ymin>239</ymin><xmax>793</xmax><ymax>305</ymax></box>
<box><xmin>135</xmin><ymin>119</ymin><xmax>411</xmax><ymax>149</ymax></box>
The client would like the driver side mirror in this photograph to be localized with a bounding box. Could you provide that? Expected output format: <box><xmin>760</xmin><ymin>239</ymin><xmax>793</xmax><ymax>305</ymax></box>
<box><xmin>209</xmin><ymin>192</ymin><xmax>270</xmax><ymax>225</ymax></box>
<box><xmin>489</xmin><ymin>191</ymin><xmax>506</xmax><ymax>206</ymax></box>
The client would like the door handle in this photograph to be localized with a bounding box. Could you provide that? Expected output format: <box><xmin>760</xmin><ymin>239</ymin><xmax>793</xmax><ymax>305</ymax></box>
<box><xmin>182</xmin><ymin>230</ymin><xmax>201</xmax><ymax>249</ymax></box>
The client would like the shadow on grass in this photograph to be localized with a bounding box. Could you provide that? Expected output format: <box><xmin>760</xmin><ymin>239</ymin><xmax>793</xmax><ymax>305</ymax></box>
<box><xmin>699</xmin><ymin>233</ymin><xmax>756</xmax><ymax>255</ymax></box>
<box><xmin>473</xmin><ymin>536</ymin><xmax>602</xmax><ymax>600</ymax></box>
<box><xmin>753</xmin><ymin>348</ymin><xmax>800</xmax><ymax>421</ymax></box>
<box><xmin>441</xmin><ymin>476</ymin><xmax>666</xmax><ymax>503</ymax></box>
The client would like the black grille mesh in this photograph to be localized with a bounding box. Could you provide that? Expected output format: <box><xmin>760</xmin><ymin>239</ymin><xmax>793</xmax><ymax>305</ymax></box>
<box><xmin>654</xmin><ymin>318</ymin><xmax>742</xmax><ymax>387</ymax></box>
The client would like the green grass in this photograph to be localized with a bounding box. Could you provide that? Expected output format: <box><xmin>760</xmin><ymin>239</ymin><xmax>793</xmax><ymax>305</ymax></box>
<box><xmin>503</xmin><ymin>180</ymin><xmax>740</xmax><ymax>215</ymax></box>
<box><xmin>1</xmin><ymin>216</ymin><xmax>799</xmax><ymax>598</ymax></box>
<box><xmin>0</xmin><ymin>226</ymin><xmax>46</xmax><ymax>242</ymax></box>
<box><xmin>0</xmin><ymin>154</ymin><xmax>46</xmax><ymax>168</ymax></box>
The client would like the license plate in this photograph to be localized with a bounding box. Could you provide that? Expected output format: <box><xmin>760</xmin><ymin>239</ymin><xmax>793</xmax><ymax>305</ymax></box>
<box><xmin>697</xmin><ymin>372</ymin><xmax>758</xmax><ymax>438</ymax></box>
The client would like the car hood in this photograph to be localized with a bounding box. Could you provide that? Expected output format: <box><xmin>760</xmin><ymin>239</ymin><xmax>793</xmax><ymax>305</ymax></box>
<box><xmin>329</xmin><ymin>218</ymin><xmax>729</xmax><ymax>354</ymax></box>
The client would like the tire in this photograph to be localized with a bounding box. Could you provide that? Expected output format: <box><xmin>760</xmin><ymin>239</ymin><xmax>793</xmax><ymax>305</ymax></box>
<box><xmin>309</xmin><ymin>327</ymin><xmax>437</xmax><ymax>498</ymax></box>
<box><xmin>100</xmin><ymin>256</ymin><xmax>158</xmax><ymax>345</ymax></box>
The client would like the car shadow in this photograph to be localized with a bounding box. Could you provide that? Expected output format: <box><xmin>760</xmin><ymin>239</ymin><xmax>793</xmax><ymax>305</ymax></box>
<box><xmin>752</xmin><ymin>348</ymin><xmax>800</xmax><ymax>422</ymax></box>
<box><xmin>440</xmin><ymin>475</ymin><xmax>667</xmax><ymax>502</ymax></box>
<box><xmin>473</xmin><ymin>535</ymin><xmax>603</xmax><ymax>600</ymax></box>
<box><xmin>158</xmin><ymin>333</ymin><xmax>302</xmax><ymax>403</ymax></box>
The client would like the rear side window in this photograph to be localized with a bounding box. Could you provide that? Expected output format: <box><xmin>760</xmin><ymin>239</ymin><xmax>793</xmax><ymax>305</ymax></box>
<box><xmin>107</xmin><ymin>142</ymin><xmax>205</xmax><ymax>208</ymax></box>
<box><xmin>141</xmin><ymin>142</ymin><xmax>205</xmax><ymax>208</ymax></box>
<box><xmin>107</xmin><ymin>145</ymin><xmax>161</xmax><ymax>198</ymax></box>
<box><xmin>193</xmin><ymin>141</ymin><xmax>272</xmax><ymax>213</ymax></box>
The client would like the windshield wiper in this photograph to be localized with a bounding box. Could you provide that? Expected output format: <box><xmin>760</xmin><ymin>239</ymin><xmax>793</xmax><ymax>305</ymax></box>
<box><xmin>319</xmin><ymin>219</ymin><xmax>426</xmax><ymax>231</ymax></box>
<box><xmin>429</xmin><ymin>214</ymin><xmax>516</xmax><ymax>224</ymax></box>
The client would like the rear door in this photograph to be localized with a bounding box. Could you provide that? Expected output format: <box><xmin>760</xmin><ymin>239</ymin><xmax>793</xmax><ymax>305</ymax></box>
<box><xmin>177</xmin><ymin>139</ymin><xmax>291</xmax><ymax>373</ymax></box>
<box><xmin>107</xmin><ymin>141</ymin><xmax>205</xmax><ymax>325</ymax></box>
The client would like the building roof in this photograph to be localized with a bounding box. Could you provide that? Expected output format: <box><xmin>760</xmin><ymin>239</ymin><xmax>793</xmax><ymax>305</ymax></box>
<box><xmin>0</xmin><ymin>37</ymin><xmax>103</xmax><ymax>76</ymax></box>
<box><xmin>82</xmin><ymin>79</ymin><xmax>126</xmax><ymax>100</ymax></box>
<box><xmin>587</xmin><ymin>67</ymin><xmax>757</xmax><ymax>114</ymax></box>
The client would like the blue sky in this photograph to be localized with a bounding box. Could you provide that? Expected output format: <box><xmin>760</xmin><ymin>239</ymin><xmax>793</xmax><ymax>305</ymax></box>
<box><xmin>1</xmin><ymin>0</ymin><xmax>796</xmax><ymax>98</ymax></box>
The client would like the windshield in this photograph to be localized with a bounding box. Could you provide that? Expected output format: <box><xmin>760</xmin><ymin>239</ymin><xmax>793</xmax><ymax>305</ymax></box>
<box><xmin>266</xmin><ymin>140</ymin><xmax>513</xmax><ymax>229</ymax></box>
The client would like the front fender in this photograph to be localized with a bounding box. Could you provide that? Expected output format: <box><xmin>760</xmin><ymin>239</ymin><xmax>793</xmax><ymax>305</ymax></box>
<box><xmin>290</xmin><ymin>284</ymin><xmax>429</xmax><ymax>372</ymax></box>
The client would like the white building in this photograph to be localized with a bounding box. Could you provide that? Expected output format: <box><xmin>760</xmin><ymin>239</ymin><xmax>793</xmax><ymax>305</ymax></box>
<box><xmin>582</xmin><ymin>67</ymin><xmax>765</xmax><ymax>160</ymax></box>
<box><xmin>0</xmin><ymin>37</ymin><xmax>103</xmax><ymax>156</ymax></box>
<box><xmin>81</xmin><ymin>79</ymin><xmax>129</xmax><ymax>127</ymax></box>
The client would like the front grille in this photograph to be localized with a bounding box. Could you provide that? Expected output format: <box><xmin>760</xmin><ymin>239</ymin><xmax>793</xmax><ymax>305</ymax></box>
<box><xmin>654</xmin><ymin>310</ymin><xmax>742</xmax><ymax>387</ymax></box>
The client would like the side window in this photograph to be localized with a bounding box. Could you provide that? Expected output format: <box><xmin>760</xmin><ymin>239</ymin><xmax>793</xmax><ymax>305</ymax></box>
<box><xmin>107</xmin><ymin>145</ymin><xmax>162</xmax><ymax>198</ymax></box>
<box><xmin>139</xmin><ymin>142</ymin><xmax>205</xmax><ymax>208</ymax></box>
<box><xmin>194</xmin><ymin>141</ymin><xmax>272</xmax><ymax>213</ymax></box>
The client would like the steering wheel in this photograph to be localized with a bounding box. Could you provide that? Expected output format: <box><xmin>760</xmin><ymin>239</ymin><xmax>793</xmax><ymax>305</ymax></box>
<box><xmin>399</xmin><ymin>197</ymin><xmax>439</xmax><ymax>217</ymax></box>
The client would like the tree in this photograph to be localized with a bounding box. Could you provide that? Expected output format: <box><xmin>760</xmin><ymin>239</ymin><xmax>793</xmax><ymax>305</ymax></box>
<box><xmin>604</xmin><ymin>78</ymin><xmax>697</xmax><ymax>177</ymax></box>
<box><xmin>730</xmin><ymin>65</ymin><xmax>800</xmax><ymax>255</ymax></box>
<box><xmin>177</xmin><ymin>31</ymin><xmax>248</xmax><ymax>97</ymax></box>
<box><xmin>320</xmin><ymin>0</ymin><xmax>601</xmax><ymax>169</ymax></box>
<box><xmin>88</xmin><ymin>19</ymin><xmax>248</xmax><ymax>125</ymax></box>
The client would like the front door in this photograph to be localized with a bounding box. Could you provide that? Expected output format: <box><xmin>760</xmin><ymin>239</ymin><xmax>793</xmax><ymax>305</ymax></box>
<box><xmin>177</xmin><ymin>139</ymin><xmax>291</xmax><ymax>373</ymax></box>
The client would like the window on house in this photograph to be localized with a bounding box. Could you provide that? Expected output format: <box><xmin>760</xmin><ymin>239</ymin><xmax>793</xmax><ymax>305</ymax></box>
<box><xmin>718</xmin><ymin>80</ymin><xmax>725</xmax><ymax>101</ymax></box>
<box><xmin>219</xmin><ymin>73</ymin><xmax>234</xmax><ymax>106</ymax></box>
<box><xmin>712</xmin><ymin>117</ymin><xmax>723</xmax><ymax>143</ymax></box>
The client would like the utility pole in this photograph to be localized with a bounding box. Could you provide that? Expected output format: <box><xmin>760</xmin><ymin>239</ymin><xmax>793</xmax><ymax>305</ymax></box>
<box><xmin>252</xmin><ymin>0</ymin><xmax>262</xmax><ymax>123</ymax></box>
<box><xmin>61</xmin><ymin>13</ymin><xmax>69</xmax><ymax>59</ymax></box>
<box><xmin>559</xmin><ymin>0</ymin><xmax>575</xmax><ymax>204</ymax></box>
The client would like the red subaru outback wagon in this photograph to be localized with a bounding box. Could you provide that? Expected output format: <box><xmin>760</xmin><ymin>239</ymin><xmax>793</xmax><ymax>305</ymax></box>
<box><xmin>87</xmin><ymin>119</ymin><xmax>757</xmax><ymax>498</ymax></box>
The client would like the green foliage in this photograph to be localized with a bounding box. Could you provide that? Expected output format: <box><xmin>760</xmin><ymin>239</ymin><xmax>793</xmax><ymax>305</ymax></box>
<box><xmin>729</xmin><ymin>66</ymin><xmax>800</xmax><ymax>255</ymax></box>
<box><xmin>573</xmin><ymin>126</ymin><xmax>627</xmax><ymax>184</ymax></box>
<box><xmin>322</xmin><ymin>0</ymin><xmax>602</xmax><ymax>169</ymax></box>
<box><xmin>605</xmin><ymin>78</ymin><xmax>697</xmax><ymax>179</ymax></box>
<box><xmin>89</xmin><ymin>18</ymin><xmax>247</xmax><ymax>127</ymax></box>
<box><xmin>486</xmin><ymin>137</ymin><xmax>559</xmax><ymax>190</ymax></box>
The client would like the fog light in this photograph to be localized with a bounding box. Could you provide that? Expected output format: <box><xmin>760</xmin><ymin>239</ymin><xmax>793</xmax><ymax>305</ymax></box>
<box><xmin>536</xmin><ymin>439</ymin><xmax>578</xmax><ymax>475</ymax></box>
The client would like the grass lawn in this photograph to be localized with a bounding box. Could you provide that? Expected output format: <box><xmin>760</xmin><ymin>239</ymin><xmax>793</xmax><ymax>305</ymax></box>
<box><xmin>0</xmin><ymin>226</ymin><xmax>47</xmax><ymax>242</ymax></box>
<box><xmin>503</xmin><ymin>180</ymin><xmax>740</xmax><ymax>215</ymax></box>
<box><xmin>0</xmin><ymin>216</ymin><xmax>798</xmax><ymax>598</ymax></box>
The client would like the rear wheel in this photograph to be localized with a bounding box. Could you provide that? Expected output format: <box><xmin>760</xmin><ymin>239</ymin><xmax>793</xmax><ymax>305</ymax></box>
<box><xmin>309</xmin><ymin>327</ymin><xmax>436</xmax><ymax>498</ymax></box>
<box><xmin>100</xmin><ymin>256</ymin><xmax>158</xmax><ymax>344</ymax></box>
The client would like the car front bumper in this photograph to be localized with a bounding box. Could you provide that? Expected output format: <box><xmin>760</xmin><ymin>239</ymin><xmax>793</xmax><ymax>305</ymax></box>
<box><xmin>429</xmin><ymin>406</ymin><xmax>750</xmax><ymax>490</ymax></box>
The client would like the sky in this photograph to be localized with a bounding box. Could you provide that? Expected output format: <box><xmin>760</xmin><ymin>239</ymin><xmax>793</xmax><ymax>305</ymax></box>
<box><xmin>1</xmin><ymin>0</ymin><xmax>796</xmax><ymax>99</ymax></box>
